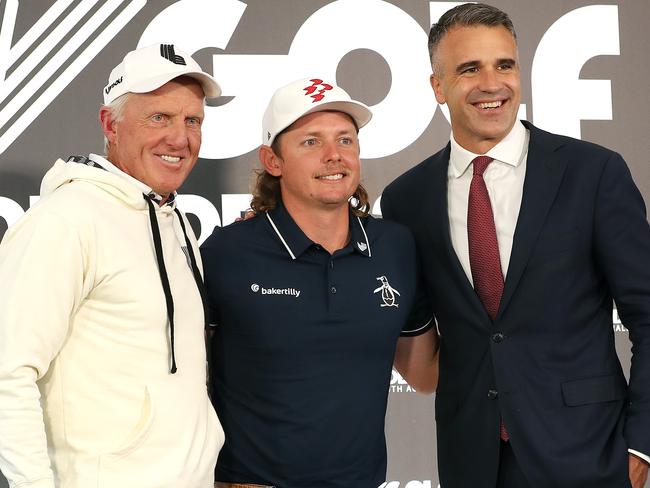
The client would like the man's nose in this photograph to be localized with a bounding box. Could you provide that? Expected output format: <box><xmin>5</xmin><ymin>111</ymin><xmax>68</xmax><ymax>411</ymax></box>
<box><xmin>323</xmin><ymin>140</ymin><xmax>341</xmax><ymax>163</ymax></box>
<box><xmin>478</xmin><ymin>68</ymin><xmax>500</xmax><ymax>92</ymax></box>
<box><xmin>165</xmin><ymin>120</ymin><xmax>189</xmax><ymax>148</ymax></box>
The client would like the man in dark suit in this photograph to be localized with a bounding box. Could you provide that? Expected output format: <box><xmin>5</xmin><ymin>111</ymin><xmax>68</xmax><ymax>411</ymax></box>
<box><xmin>381</xmin><ymin>3</ymin><xmax>650</xmax><ymax>488</ymax></box>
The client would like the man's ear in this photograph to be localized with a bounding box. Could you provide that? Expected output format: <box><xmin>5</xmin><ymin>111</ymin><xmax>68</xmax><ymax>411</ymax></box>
<box><xmin>259</xmin><ymin>145</ymin><xmax>282</xmax><ymax>177</ymax></box>
<box><xmin>99</xmin><ymin>106</ymin><xmax>118</xmax><ymax>146</ymax></box>
<box><xmin>430</xmin><ymin>74</ymin><xmax>446</xmax><ymax>105</ymax></box>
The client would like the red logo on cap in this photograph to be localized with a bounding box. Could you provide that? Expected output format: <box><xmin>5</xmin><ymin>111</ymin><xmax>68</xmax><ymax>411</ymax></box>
<box><xmin>303</xmin><ymin>79</ymin><xmax>333</xmax><ymax>103</ymax></box>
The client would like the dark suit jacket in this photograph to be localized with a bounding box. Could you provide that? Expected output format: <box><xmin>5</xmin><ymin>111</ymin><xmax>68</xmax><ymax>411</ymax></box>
<box><xmin>381</xmin><ymin>122</ymin><xmax>650</xmax><ymax>488</ymax></box>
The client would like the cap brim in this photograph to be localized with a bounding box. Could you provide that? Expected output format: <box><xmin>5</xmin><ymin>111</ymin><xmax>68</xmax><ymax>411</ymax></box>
<box><xmin>303</xmin><ymin>100</ymin><xmax>372</xmax><ymax>129</ymax></box>
<box><xmin>128</xmin><ymin>71</ymin><xmax>222</xmax><ymax>99</ymax></box>
<box><xmin>268</xmin><ymin>99</ymin><xmax>373</xmax><ymax>145</ymax></box>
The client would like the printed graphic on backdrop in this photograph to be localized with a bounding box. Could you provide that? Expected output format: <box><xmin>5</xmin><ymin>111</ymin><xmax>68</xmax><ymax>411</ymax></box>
<box><xmin>0</xmin><ymin>0</ymin><xmax>147</xmax><ymax>155</ymax></box>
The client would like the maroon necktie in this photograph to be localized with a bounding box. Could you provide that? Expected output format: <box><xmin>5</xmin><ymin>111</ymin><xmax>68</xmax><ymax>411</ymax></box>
<box><xmin>467</xmin><ymin>156</ymin><xmax>510</xmax><ymax>441</ymax></box>
<box><xmin>468</xmin><ymin>156</ymin><xmax>503</xmax><ymax>320</ymax></box>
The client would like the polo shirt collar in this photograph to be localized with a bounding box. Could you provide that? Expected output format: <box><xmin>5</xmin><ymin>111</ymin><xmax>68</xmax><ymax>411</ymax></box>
<box><xmin>349</xmin><ymin>213</ymin><xmax>372</xmax><ymax>258</ymax></box>
<box><xmin>265</xmin><ymin>203</ymin><xmax>372</xmax><ymax>260</ymax></box>
<box><xmin>449</xmin><ymin>120</ymin><xmax>528</xmax><ymax>179</ymax></box>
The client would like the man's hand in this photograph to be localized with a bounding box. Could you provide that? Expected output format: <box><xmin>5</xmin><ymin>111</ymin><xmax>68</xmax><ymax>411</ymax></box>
<box><xmin>235</xmin><ymin>209</ymin><xmax>256</xmax><ymax>222</ymax></box>
<box><xmin>629</xmin><ymin>453</ymin><xmax>649</xmax><ymax>488</ymax></box>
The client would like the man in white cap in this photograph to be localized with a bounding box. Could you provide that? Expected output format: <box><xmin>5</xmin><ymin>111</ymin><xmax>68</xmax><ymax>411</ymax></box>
<box><xmin>0</xmin><ymin>44</ymin><xmax>224</xmax><ymax>488</ymax></box>
<box><xmin>200</xmin><ymin>78</ymin><xmax>439</xmax><ymax>488</ymax></box>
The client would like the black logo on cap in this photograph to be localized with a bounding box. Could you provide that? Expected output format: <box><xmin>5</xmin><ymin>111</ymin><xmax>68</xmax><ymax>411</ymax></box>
<box><xmin>105</xmin><ymin>76</ymin><xmax>123</xmax><ymax>95</ymax></box>
<box><xmin>160</xmin><ymin>44</ymin><xmax>186</xmax><ymax>65</ymax></box>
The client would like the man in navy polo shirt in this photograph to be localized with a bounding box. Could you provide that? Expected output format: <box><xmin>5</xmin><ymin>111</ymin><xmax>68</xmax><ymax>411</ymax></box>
<box><xmin>201</xmin><ymin>78</ymin><xmax>439</xmax><ymax>488</ymax></box>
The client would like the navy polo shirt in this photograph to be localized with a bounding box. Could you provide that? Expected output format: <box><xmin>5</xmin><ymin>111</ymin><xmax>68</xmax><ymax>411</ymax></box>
<box><xmin>201</xmin><ymin>203</ymin><xmax>432</xmax><ymax>488</ymax></box>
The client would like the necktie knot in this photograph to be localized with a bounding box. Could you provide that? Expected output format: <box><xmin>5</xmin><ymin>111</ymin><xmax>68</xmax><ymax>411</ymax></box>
<box><xmin>472</xmin><ymin>156</ymin><xmax>493</xmax><ymax>176</ymax></box>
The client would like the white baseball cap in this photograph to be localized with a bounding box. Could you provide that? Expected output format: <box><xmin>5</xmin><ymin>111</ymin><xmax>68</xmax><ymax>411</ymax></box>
<box><xmin>262</xmin><ymin>77</ymin><xmax>372</xmax><ymax>145</ymax></box>
<box><xmin>103</xmin><ymin>43</ymin><xmax>221</xmax><ymax>104</ymax></box>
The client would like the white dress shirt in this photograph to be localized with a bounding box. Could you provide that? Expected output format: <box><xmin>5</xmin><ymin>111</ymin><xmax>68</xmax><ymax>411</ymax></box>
<box><xmin>446</xmin><ymin>121</ymin><xmax>650</xmax><ymax>464</ymax></box>
<box><xmin>447</xmin><ymin>120</ymin><xmax>528</xmax><ymax>284</ymax></box>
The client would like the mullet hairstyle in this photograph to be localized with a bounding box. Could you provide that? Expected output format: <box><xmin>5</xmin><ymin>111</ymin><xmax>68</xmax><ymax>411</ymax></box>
<box><xmin>250</xmin><ymin>115</ymin><xmax>371</xmax><ymax>218</ymax></box>
<box><xmin>428</xmin><ymin>3</ymin><xmax>517</xmax><ymax>75</ymax></box>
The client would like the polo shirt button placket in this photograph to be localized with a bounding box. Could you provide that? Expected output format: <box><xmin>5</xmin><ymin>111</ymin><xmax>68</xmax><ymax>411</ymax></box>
<box><xmin>326</xmin><ymin>256</ymin><xmax>335</xmax><ymax>294</ymax></box>
<box><xmin>326</xmin><ymin>257</ymin><xmax>338</xmax><ymax>309</ymax></box>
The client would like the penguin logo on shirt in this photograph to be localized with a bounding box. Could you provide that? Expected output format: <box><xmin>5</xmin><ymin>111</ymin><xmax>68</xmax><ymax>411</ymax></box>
<box><xmin>374</xmin><ymin>276</ymin><xmax>400</xmax><ymax>308</ymax></box>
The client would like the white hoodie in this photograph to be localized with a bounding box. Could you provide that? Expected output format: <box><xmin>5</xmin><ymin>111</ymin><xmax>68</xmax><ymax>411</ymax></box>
<box><xmin>0</xmin><ymin>158</ymin><xmax>223</xmax><ymax>488</ymax></box>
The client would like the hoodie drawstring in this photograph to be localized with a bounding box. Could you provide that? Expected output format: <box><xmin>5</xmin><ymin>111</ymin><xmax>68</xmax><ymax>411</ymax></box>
<box><xmin>65</xmin><ymin>156</ymin><xmax>199</xmax><ymax>374</ymax></box>
<box><xmin>173</xmin><ymin>207</ymin><xmax>210</xmax><ymax>332</ymax></box>
<box><xmin>143</xmin><ymin>195</ymin><xmax>209</xmax><ymax>374</ymax></box>
<box><xmin>144</xmin><ymin>195</ymin><xmax>177</xmax><ymax>373</ymax></box>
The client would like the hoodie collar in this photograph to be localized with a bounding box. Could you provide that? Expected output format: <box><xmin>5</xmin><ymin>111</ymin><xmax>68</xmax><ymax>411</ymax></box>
<box><xmin>68</xmin><ymin>154</ymin><xmax>176</xmax><ymax>206</ymax></box>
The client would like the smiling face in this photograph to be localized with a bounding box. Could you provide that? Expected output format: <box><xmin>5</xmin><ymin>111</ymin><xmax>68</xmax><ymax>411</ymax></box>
<box><xmin>100</xmin><ymin>78</ymin><xmax>205</xmax><ymax>198</ymax></box>
<box><xmin>261</xmin><ymin>110</ymin><xmax>360</xmax><ymax>215</ymax></box>
<box><xmin>431</xmin><ymin>25</ymin><xmax>521</xmax><ymax>154</ymax></box>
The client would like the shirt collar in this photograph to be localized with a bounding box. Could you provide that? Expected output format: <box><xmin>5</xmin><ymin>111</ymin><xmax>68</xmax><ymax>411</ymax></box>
<box><xmin>449</xmin><ymin>120</ymin><xmax>528</xmax><ymax>178</ymax></box>
<box><xmin>88</xmin><ymin>153</ymin><xmax>176</xmax><ymax>205</ymax></box>
<box><xmin>349</xmin><ymin>213</ymin><xmax>372</xmax><ymax>257</ymax></box>
<box><xmin>265</xmin><ymin>203</ymin><xmax>372</xmax><ymax>260</ymax></box>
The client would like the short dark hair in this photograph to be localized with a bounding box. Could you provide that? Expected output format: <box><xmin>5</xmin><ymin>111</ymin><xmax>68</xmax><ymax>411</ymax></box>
<box><xmin>428</xmin><ymin>3</ymin><xmax>517</xmax><ymax>74</ymax></box>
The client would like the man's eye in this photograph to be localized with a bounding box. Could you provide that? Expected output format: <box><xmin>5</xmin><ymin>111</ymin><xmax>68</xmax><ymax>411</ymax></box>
<box><xmin>304</xmin><ymin>138</ymin><xmax>317</xmax><ymax>146</ymax></box>
<box><xmin>152</xmin><ymin>114</ymin><xmax>165</xmax><ymax>122</ymax></box>
<box><xmin>498</xmin><ymin>63</ymin><xmax>513</xmax><ymax>70</ymax></box>
<box><xmin>463</xmin><ymin>67</ymin><xmax>478</xmax><ymax>74</ymax></box>
<box><xmin>340</xmin><ymin>137</ymin><xmax>353</xmax><ymax>145</ymax></box>
<box><xmin>187</xmin><ymin>117</ymin><xmax>201</xmax><ymax>126</ymax></box>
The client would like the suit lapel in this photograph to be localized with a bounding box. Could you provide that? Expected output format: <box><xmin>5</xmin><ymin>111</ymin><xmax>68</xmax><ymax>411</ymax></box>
<box><xmin>427</xmin><ymin>144</ymin><xmax>486</xmax><ymax>316</ymax></box>
<box><xmin>498</xmin><ymin>123</ymin><xmax>567</xmax><ymax>318</ymax></box>
<box><xmin>425</xmin><ymin>144</ymin><xmax>452</xmax><ymax>246</ymax></box>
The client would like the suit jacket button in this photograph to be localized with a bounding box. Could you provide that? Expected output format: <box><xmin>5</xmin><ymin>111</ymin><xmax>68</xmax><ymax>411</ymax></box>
<box><xmin>492</xmin><ymin>332</ymin><xmax>505</xmax><ymax>343</ymax></box>
<box><xmin>487</xmin><ymin>389</ymin><xmax>498</xmax><ymax>400</ymax></box>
